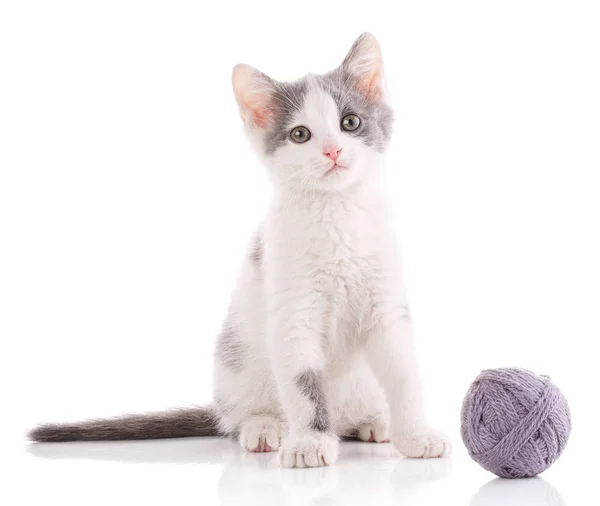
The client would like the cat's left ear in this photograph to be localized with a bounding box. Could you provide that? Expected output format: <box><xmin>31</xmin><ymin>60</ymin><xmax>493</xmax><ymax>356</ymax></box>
<box><xmin>341</xmin><ymin>33</ymin><xmax>385</xmax><ymax>102</ymax></box>
<box><xmin>232</xmin><ymin>64</ymin><xmax>277</xmax><ymax>128</ymax></box>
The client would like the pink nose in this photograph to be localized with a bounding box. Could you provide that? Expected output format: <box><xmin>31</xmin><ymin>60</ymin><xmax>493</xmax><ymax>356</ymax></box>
<box><xmin>323</xmin><ymin>146</ymin><xmax>342</xmax><ymax>161</ymax></box>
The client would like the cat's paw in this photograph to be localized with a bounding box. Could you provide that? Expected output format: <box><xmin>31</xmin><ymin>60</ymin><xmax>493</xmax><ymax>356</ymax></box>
<box><xmin>279</xmin><ymin>433</ymin><xmax>339</xmax><ymax>468</ymax></box>
<box><xmin>393</xmin><ymin>427</ymin><xmax>451</xmax><ymax>459</ymax></box>
<box><xmin>239</xmin><ymin>415</ymin><xmax>283</xmax><ymax>453</ymax></box>
<box><xmin>357</xmin><ymin>416</ymin><xmax>390</xmax><ymax>443</ymax></box>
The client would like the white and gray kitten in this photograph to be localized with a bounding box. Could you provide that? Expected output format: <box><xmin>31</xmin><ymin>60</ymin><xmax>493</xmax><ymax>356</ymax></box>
<box><xmin>30</xmin><ymin>33</ymin><xmax>451</xmax><ymax>468</ymax></box>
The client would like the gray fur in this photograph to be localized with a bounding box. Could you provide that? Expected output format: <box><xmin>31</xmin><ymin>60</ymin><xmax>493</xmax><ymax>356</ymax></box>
<box><xmin>28</xmin><ymin>406</ymin><xmax>220</xmax><ymax>442</ymax></box>
<box><xmin>318</xmin><ymin>69</ymin><xmax>394</xmax><ymax>152</ymax></box>
<box><xmin>262</xmin><ymin>57</ymin><xmax>394</xmax><ymax>156</ymax></box>
<box><xmin>295</xmin><ymin>369</ymin><xmax>331</xmax><ymax>433</ymax></box>
<box><xmin>264</xmin><ymin>79</ymin><xmax>308</xmax><ymax>154</ymax></box>
<box><xmin>250</xmin><ymin>234</ymin><xmax>262</xmax><ymax>266</ymax></box>
<box><xmin>215</xmin><ymin>321</ymin><xmax>245</xmax><ymax>372</ymax></box>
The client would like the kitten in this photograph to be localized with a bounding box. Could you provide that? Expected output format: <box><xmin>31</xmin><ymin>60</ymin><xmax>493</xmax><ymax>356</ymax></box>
<box><xmin>29</xmin><ymin>33</ymin><xmax>450</xmax><ymax>468</ymax></box>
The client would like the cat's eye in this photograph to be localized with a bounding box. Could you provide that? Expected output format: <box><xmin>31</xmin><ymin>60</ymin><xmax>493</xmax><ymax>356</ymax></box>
<box><xmin>290</xmin><ymin>126</ymin><xmax>311</xmax><ymax>143</ymax></box>
<box><xmin>341</xmin><ymin>114</ymin><xmax>361</xmax><ymax>132</ymax></box>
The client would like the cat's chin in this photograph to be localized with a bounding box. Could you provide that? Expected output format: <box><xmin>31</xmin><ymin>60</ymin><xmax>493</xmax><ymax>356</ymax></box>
<box><xmin>321</xmin><ymin>172</ymin><xmax>355</xmax><ymax>189</ymax></box>
<box><xmin>311</xmin><ymin>175</ymin><xmax>360</xmax><ymax>192</ymax></box>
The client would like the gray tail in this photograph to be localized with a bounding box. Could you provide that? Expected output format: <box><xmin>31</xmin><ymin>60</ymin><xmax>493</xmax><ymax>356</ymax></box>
<box><xmin>28</xmin><ymin>406</ymin><xmax>220</xmax><ymax>443</ymax></box>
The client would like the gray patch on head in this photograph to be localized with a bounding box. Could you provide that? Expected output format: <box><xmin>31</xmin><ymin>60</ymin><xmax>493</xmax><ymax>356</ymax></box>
<box><xmin>215</xmin><ymin>317</ymin><xmax>245</xmax><ymax>372</ymax></box>
<box><xmin>295</xmin><ymin>369</ymin><xmax>331</xmax><ymax>433</ymax></box>
<box><xmin>262</xmin><ymin>56</ymin><xmax>393</xmax><ymax>156</ymax></box>
<box><xmin>317</xmin><ymin>69</ymin><xmax>394</xmax><ymax>152</ymax></box>
<box><xmin>264</xmin><ymin>79</ymin><xmax>308</xmax><ymax>155</ymax></box>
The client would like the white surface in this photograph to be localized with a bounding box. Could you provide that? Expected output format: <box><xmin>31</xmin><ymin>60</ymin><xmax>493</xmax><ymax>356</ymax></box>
<box><xmin>1</xmin><ymin>1</ymin><xmax>599</xmax><ymax>505</ymax></box>
<box><xmin>8</xmin><ymin>437</ymin><xmax>591</xmax><ymax>505</ymax></box>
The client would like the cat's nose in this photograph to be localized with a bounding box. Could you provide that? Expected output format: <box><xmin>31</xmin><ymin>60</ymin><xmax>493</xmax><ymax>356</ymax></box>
<box><xmin>323</xmin><ymin>146</ymin><xmax>342</xmax><ymax>161</ymax></box>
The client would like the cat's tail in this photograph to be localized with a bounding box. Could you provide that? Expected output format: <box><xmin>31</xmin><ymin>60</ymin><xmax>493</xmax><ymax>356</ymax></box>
<box><xmin>27</xmin><ymin>405</ymin><xmax>221</xmax><ymax>442</ymax></box>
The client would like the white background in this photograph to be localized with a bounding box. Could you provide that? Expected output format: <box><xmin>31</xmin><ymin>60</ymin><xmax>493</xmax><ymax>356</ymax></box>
<box><xmin>1</xmin><ymin>1</ymin><xmax>599</xmax><ymax>505</ymax></box>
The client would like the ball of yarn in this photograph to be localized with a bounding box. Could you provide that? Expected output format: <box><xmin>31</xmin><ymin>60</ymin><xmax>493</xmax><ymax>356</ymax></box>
<box><xmin>461</xmin><ymin>368</ymin><xmax>571</xmax><ymax>478</ymax></box>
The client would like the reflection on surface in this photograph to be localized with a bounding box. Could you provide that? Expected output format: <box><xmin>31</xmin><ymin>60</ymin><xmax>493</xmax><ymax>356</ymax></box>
<box><xmin>470</xmin><ymin>477</ymin><xmax>567</xmax><ymax>506</ymax></box>
<box><xmin>218</xmin><ymin>442</ymin><xmax>451</xmax><ymax>505</ymax></box>
<box><xmin>28</xmin><ymin>438</ymin><xmax>452</xmax><ymax>505</ymax></box>
<box><xmin>28</xmin><ymin>436</ymin><xmax>237</xmax><ymax>465</ymax></box>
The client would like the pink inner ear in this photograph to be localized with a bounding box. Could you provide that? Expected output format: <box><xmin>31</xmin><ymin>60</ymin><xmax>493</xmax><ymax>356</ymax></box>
<box><xmin>246</xmin><ymin>103</ymin><xmax>272</xmax><ymax>128</ymax></box>
<box><xmin>357</xmin><ymin>72</ymin><xmax>382</xmax><ymax>102</ymax></box>
<box><xmin>342</xmin><ymin>34</ymin><xmax>385</xmax><ymax>102</ymax></box>
<box><xmin>238</xmin><ymin>89</ymin><xmax>273</xmax><ymax>127</ymax></box>
<box><xmin>233</xmin><ymin>64</ymin><xmax>275</xmax><ymax>128</ymax></box>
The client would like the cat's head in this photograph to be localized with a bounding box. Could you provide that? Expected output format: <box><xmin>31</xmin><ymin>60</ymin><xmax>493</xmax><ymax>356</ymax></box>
<box><xmin>232</xmin><ymin>33</ymin><xmax>393</xmax><ymax>192</ymax></box>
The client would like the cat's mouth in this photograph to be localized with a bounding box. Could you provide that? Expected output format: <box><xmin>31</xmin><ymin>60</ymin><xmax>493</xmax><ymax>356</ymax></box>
<box><xmin>324</xmin><ymin>162</ymin><xmax>347</xmax><ymax>176</ymax></box>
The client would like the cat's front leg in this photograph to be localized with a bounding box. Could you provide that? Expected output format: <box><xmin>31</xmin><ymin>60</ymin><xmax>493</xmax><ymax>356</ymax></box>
<box><xmin>364</xmin><ymin>303</ymin><xmax>451</xmax><ymax>459</ymax></box>
<box><xmin>267</xmin><ymin>290</ymin><xmax>338</xmax><ymax>468</ymax></box>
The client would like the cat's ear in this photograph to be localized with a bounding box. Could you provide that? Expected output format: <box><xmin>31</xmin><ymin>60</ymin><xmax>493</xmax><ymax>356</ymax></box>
<box><xmin>232</xmin><ymin>64</ymin><xmax>277</xmax><ymax>128</ymax></box>
<box><xmin>341</xmin><ymin>33</ymin><xmax>385</xmax><ymax>102</ymax></box>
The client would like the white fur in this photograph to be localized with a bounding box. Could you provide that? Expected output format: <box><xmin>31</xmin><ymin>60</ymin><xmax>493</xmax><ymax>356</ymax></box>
<box><xmin>216</xmin><ymin>34</ymin><xmax>451</xmax><ymax>468</ymax></box>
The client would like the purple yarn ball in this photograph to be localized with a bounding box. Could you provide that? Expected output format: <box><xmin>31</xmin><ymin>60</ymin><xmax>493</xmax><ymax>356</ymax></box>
<box><xmin>461</xmin><ymin>368</ymin><xmax>571</xmax><ymax>478</ymax></box>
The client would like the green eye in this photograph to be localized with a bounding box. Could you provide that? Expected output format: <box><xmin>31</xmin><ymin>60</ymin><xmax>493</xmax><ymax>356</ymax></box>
<box><xmin>341</xmin><ymin>114</ymin><xmax>361</xmax><ymax>132</ymax></box>
<box><xmin>290</xmin><ymin>126</ymin><xmax>311</xmax><ymax>143</ymax></box>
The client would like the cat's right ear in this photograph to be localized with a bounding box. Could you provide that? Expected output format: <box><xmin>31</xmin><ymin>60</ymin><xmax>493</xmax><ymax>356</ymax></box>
<box><xmin>232</xmin><ymin>64</ymin><xmax>276</xmax><ymax>129</ymax></box>
<box><xmin>341</xmin><ymin>33</ymin><xmax>385</xmax><ymax>102</ymax></box>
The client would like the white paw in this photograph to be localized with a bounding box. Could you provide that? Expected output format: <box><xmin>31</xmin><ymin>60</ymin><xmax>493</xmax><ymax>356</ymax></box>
<box><xmin>239</xmin><ymin>415</ymin><xmax>283</xmax><ymax>453</ymax></box>
<box><xmin>279</xmin><ymin>433</ymin><xmax>339</xmax><ymax>468</ymax></box>
<box><xmin>358</xmin><ymin>416</ymin><xmax>390</xmax><ymax>443</ymax></box>
<box><xmin>393</xmin><ymin>427</ymin><xmax>451</xmax><ymax>459</ymax></box>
